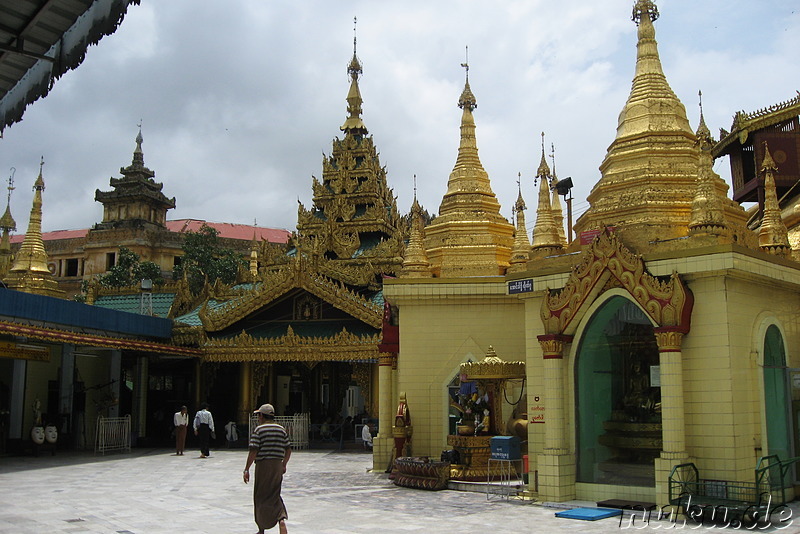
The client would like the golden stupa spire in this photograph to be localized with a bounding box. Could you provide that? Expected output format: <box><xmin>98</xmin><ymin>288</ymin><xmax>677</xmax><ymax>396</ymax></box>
<box><xmin>0</xmin><ymin>168</ymin><xmax>17</xmax><ymax>278</ymax></box>
<box><xmin>689</xmin><ymin>91</ymin><xmax>727</xmax><ymax>237</ymax></box>
<box><xmin>508</xmin><ymin>173</ymin><xmax>532</xmax><ymax>272</ymax></box>
<box><xmin>572</xmin><ymin>0</ymin><xmax>703</xmax><ymax>250</ymax></box>
<box><xmin>340</xmin><ymin>17</ymin><xmax>368</xmax><ymax>135</ymax></box>
<box><xmin>532</xmin><ymin>134</ymin><xmax>562</xmax><ymax>252</ymax></box>
<box><xmin>423</xmin><ymin>50</ymin><xmax>514</xmax><ymax>277</ymax></box>
<box><xmin>758</xmin><ymin>142</ymin><xmax>791</xmax><ymax>256</ymax></box>
<box><xmin>401</xmin><ymin>176</ymin><xmax>432</xmax><ymax>278</ymax></box>
<box><xmin>549</xmin><ymin>143</ymin><xmax>567</xmax><ymax>246</ymax></box>
<box><xmin>5</xmin><ymin>158</ymin><xmax>64</xmax><ymax>297</ymax></box>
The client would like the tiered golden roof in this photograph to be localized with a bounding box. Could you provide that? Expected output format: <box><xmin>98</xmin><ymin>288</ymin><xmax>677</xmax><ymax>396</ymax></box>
<box><xmin>294</xmin><ymin>38</ymin><xmax>404</xmax><ymax>285</ymax></box>
<box><xmin>424</xmin><ymin>65</ymin><xmax>514</xmax><ymax>276</ymax></box>
<box><xmin>460</xmin><ymin>345</ymin><xmax>525</xmax><ymax>380</ymax></box>
<box><xmin>5</xmin><ymin>161</ymin><xmax>64</xmax><ymax>297</ymax></box>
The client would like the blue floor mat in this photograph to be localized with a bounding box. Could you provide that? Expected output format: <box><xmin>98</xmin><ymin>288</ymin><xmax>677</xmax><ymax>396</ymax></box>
<box><xmin>555</xmin><ymin>507</ymin><xmax>622</xmax><ymax>521</ymax></box>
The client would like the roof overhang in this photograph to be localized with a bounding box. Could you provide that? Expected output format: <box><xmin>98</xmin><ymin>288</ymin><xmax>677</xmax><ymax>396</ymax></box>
<box><xmin>0</xmin><ymin>0</ymin><xmax>141</xmax><ymax>133</ymax></box>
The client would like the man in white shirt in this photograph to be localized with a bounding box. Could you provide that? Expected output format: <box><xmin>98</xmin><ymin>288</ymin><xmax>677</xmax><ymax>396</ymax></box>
<box><xmin>193</xmin><ymin>403</ymin><xmax>215</xmax><ymax>458</ymax></box>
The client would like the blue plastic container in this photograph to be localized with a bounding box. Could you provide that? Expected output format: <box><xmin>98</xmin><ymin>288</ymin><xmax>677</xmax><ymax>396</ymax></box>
<box><xmin>490</xmin><ymin>436</ymin><xmax>521</xmax><ymax>460</ymax></box>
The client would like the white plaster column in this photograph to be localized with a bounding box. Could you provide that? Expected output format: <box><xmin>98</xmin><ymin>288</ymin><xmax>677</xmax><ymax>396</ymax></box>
<box><xmin>535</xmin><ymin>334</ymin><xmax>575</xmax><ymax>501</ymax></box>
<box><xmin>653</xmin><ymin>327</ymin><xmax>689</xmax><ymax>506</ymax></box>
<box><xmin>374</xmin><ymin>352</ymin><xmax>395</xmax><ymax>471</ymax></box>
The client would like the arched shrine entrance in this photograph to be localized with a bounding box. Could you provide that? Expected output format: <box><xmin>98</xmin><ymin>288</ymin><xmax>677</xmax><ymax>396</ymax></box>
<box><xmin>576</xmin><ymin>295</ymin><xmax>660</xmax><ymax>487</ymax></box>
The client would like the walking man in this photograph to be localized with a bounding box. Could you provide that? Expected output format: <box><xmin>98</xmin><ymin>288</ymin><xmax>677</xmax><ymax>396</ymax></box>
<box><xmin>174</xmin><ymin>405</ymin><xmax>188</xmax><ymax>455</ymax></box>
<box><xmin>243</xmin><ymin>403</ymin><xmax>291</xmax><ymax>534</ymax></box>
<box><xmin>193</xmin><ymin>402</ymin><xmax>214</xmax><ymax>458</ymax></box>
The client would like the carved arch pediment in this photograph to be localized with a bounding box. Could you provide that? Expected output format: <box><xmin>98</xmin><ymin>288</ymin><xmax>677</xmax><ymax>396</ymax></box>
<box><xmin>540</xmin><ymin>230</ymin><xmax>693</xmax><ymax>335</ymax></box>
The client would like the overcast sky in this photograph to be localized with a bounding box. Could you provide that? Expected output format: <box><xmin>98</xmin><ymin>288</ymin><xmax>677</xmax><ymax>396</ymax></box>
<box><xmin>1</xmin><ymin>0</ymin><xmax>798</xmax><ymax>236</ymax></box>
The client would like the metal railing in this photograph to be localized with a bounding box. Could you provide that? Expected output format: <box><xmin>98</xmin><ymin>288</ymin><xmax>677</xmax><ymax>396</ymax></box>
<box><xmin>95</xmin><ymin>415</ymin><xmax>131</xmax><ymax>454</ymax></box>
<box><xmin>249</xmin><ymin>412</ymin><xmax>309</xmax><ymax>450</ymax></box>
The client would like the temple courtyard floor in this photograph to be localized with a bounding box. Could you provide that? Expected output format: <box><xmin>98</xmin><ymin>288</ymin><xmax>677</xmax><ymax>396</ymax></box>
<box><xmin>1</xmin><ymin>447</ymin><xmax>798</xmax><ymax>533</ymax></box>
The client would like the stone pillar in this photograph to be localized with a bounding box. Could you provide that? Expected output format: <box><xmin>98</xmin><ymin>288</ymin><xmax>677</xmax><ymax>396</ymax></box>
<box><xmin>653</xmin><ymin>327</ymin><xmax>690</xmax><ymax>507</ymax></box>
<box><xmin>59</xmin><ymin>345</ymin><xmax>75</xmax><ymax>436</ymax></box>
<box><xmin>374</xmin><ymin>352</ymin><xmax>395</xmax><ymax>471</ymax></box>
<box><xmin>133</xmin><ymin>355</ymin><xmax>149</xmax><ymax>439</ymax></box>
<box><xmin>9</xmin><ymin>359</ymin><xmax>26</xmax><ymax>439</ymax></box>
<box><xmin>238</xmin><ymin>361</ymin><xmax>252</xmax><ymax>424</ymax></box>
<box><xmin>108</xmin><ymin>350</ymin><xmax>121</xmax><ymax>418</ymax></box>
<box><xmin>535</xmin><ymin>334</ymin><xmax>575</xmax><ymax>502</ymax></box>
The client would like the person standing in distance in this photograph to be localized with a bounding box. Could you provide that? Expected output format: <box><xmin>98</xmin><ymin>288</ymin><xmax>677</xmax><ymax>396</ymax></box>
<box><xmin>174</xmin><ymin>405</ymin><xmax>188</xmax><ymax>455</ymax></box>
<box><xmin>243</xmin><ymin>404</ymin><xmax>291</xmax><ymax>534</ymax></box>
<box><xmin>193</xmin><ymin>402</ymin><xmax>214</xmax><ymax>458</ymax></box>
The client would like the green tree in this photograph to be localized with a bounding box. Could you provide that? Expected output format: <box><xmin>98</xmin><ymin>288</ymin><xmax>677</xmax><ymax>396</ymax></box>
<box><xmin>99</xmin><ymin>247</ymin><xmax>164</xmax><ymax>288</ymax></box>
<box><xmin>173</xmin><ymin>224</ymin><xmax>245</xmax><ymax>295</ymax></box>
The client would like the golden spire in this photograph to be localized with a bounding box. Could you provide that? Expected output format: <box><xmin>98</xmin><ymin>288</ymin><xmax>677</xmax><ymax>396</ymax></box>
<box><xmin>424</xmin><ymin>52</ymin><xmax>514</xmax><ymax>277</ymax></box>
<box><xmin>508</xmin><ymin>173</ymin><xmax>532</xmax><ymax>272</ymax></box>
<box><xmin>0</xmin><ymin>168</ymin><xmax>16</xmax><ymax>278</ymax></box>
<box><xmin>689</xmin><ymin>91</ymin><xmax>727</xmax><ymax>236</ymax></box>
<box><xmin>549</xmin><ymin>143</ymin><xmax>567</xmax><ymax>246</ymax></box>
<box><xmin>401</xmin><ymin>176</ymin><xmax>432</xmax><ymax>278</ymax></box>
<box><xmin>340</xmin><ymin>17</ymin><xmax>368</xmax><ymax>135</ymax></box>
<box><xmin>5</xmin><ymin>159</ymin><xmax>64</xmax><ymax>297</ymax></box>
<box><xmin>758</xmin><ymin>141</ymin><xmax>791</xmax><ymax>256</ymax></box>
<box><xmin>573</xmin><ymin>0</ymin><xmax>700</xmax><ymax>250</ymax></box>
<box><xmin>532</xmin><ymin>136</ymin><xmax>562</xmax><ymax>252</ymax></box>
<box><xmin>249</xmin><ymin>231</ymin><xmax>259</xmax><ymax>278</ymax></box>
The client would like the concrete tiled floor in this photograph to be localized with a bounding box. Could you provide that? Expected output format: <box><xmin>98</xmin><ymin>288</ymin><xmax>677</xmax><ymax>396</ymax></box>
<box><xmin>1</xmin><ymin>448</ymin><xmax>798</xmax><ymax>533</ymax></box>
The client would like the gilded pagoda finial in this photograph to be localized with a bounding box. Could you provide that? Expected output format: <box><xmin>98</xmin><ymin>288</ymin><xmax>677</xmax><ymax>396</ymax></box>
<box><xmin>509</xmin><ymin>172</ymin><xmax>532</xmax><ymax>272</ymax></box>
<box><xmin>4</xmin><ymin>158</ymin><xmax>64</xmax><ymax>297</ymax></box>
<box><xmin>758</xmin><ymin>141</ymin><xmax>790</xmax><ymax>256</ymax></box>
<box><xmin>632</xmin><ymin>0</ymin><xmax>659</xmax><ymax>24</ymax></box>
<box><xmin>0</xmin><ymin>167</ymin><xmax>16</xmax><ymax>232</ymax></box>
<box><xmin>458</xmin><ymin>46</ymin><xmax>476</xmax><ymax>112</ymax></box>
<box><xmin>340</xmin><ymin>16</ymin><xmax>367</xmax><ymax>135</ymax></box>
<box><xmin>548</xmin><ymin>143</ymin><xmax>567</xmax><ymax>247</ymax></box>
<box><xmin>695</xmin><ymin>90</ymin><xmax>714</xmax><ymax>149</ymax></box>
<box><xmin>536</xmin><ymin>132</ymin><xmax>551</xmax><ymax>178</ymax></box>
<box><xmin>401</xmin><ymin>175</ymin><xmax>432</xmax><ymax>278</ymax></box>
<box><xmin>532</xmin><ymin>160</ymin><xmax>561</xmax><ymax>253</ymax></box>
<box><xmin>424</xmin><ymin>53</ymin><xmax>514</xmax><ymax>277</ymax></box>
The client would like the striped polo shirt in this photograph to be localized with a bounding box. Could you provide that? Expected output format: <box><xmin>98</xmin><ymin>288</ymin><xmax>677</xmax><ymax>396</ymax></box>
<box><xmin>249</xmin><ymin>423</ymin><xmax>290</xmax><ymax>461</ymax></box>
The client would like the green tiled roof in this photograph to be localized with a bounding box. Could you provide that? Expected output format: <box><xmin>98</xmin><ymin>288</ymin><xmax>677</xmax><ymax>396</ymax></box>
<box><xmin>174</xmin><ymin>299</ymin><xmax>230</xmax><ymax>326</ymax></box>
<box><xmin>94</xmin><ymin>293</ymin><xmax>176</xmax><ymax>319</ymax></box>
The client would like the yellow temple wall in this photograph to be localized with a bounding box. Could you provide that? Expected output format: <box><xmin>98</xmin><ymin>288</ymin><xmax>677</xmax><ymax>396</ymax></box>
<box><xmin>383</xmin><ymin>278</ymin><xmax>525</xmax><ymax>459</ymax></box>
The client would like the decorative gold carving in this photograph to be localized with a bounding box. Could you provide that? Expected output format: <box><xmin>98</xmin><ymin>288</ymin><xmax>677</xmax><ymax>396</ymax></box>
<box><xmin>351</xmin><ymin>362</ymin><xmax>371</xmax><ymax>409</ymax></box>
<box><xmin>202</xmin><ymin>325</ymin><xmax>381</xmax><ymax>362</ymax></box>
<box><xmin>654</xmin><ymin>329</ymin><xmax>683</xmax><ymax>351</ymax></box>
<box><xmin>461</xmin><ymin>345</ymin><xmax>525</xmax><ymax>380</ymax></box>
<box><xmin>540</xmin><ymin>230</ymin><xmax>692</xmax><ymax>335</ymax></box>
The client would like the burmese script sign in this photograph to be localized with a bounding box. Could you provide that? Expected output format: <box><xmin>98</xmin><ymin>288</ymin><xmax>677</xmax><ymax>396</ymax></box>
<box><xmin>0</xmin><ymin>341</ymin><xmax>50</xmax><ymax>362</ymax></box>
<box><xmin>530</xmin><ymin>396</ymin><xmax>545</xmax><ymax>424</ymax></box>
<box><xmin>508</xmin><ymin>279</ymin><xmax>533</xmax><ymax>294</ymax></box>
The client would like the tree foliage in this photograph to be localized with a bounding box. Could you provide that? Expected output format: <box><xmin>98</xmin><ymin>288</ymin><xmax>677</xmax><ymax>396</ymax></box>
<box><xmin>172</xmin><ymin>224</ymin><xmax>244</xmax><ymax>295</ymax></box>
<box><xmin>99</xmin><ymin>247</ymin><xmax>164</xmax><ymax>288</ymax></box>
